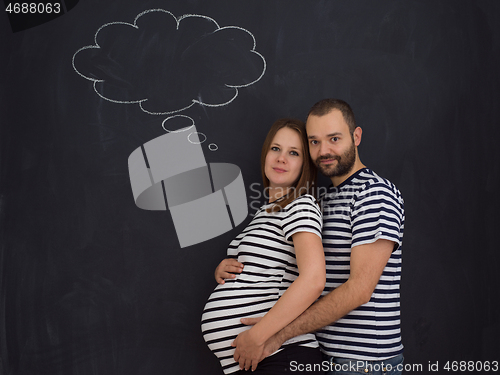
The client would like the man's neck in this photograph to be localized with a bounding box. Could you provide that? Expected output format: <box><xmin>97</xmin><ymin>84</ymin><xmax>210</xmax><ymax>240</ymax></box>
<box><xmin>330</xmin><ymin>160</ymin><xmax>366</xmax><ymax>187</ymax></box>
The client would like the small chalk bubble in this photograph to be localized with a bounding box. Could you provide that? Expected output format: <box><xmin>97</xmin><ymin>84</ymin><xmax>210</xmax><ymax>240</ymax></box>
<box><xmin>162</xmin><ymin>115</ymin><xmax>195</xmax><ymax>133</ymax></box>
<box><xmin>188</xmin><ymin>132</ymin><xmax>207</xmax><ymax>144</ymax></box>
<box><xmin>208</xmin><ymin>143</ymin><xmax>218</xmax><ymax>151</ymax></box>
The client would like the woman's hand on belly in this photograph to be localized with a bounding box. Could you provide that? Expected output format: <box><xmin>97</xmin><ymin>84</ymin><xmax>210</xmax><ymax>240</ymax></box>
<box><xmin>215</xmin><ymin>258</ymin><xmax>244</xmax><ymax>284</ymax></box>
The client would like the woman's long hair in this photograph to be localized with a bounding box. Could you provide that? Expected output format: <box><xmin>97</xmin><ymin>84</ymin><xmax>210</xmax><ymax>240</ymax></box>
<box><xmin>260</xmin><ymin>118</ymin><xmax>317</xmax><ymax>212</ymax></box>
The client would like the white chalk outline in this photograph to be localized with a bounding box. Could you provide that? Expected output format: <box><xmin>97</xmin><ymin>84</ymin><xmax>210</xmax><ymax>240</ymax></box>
<box><xmin>208</xmin><ymin>143</ymin><xmax>218</xmax><ymax>151</ymax></box>
<box><xmin>188</xmin><ymin>131</ymin><xmax>207</xmax><ymax>145</ymax></box>
<box><xmin>162</xmin><ymin>114</ymin><xmax>195</xmax><ymax>133</ymax></box>
<box><xmin>72</xmin><ymin>9</ymin><xmax>267</xmax><ymax>115</ymax></box>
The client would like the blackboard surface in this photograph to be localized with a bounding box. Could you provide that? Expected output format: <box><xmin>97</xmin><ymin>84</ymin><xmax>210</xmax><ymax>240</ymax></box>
<box><xmin>1</xmin><ymin>1</ymin><xmax>499</xmax><ymax>374</ymax></box>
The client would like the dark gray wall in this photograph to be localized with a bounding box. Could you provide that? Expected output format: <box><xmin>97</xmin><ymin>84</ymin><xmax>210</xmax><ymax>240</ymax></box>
<box><xmin>1</xmin><ymin>1</ymin><xmax>499</xmax><ymax>374</ymax></box>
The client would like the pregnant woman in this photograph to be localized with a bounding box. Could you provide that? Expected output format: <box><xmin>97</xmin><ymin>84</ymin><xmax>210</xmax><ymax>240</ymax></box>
<box><xmin>201</xmin><ymin>118</ymin><xmax>326</xmax><ymax>375</ymax></box>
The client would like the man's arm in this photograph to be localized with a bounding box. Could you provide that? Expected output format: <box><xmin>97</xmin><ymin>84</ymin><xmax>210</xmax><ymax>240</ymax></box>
<box><xmin>237</xmin><ymin>238</ymin><xmax>396</xmax><ymax>362</ymax></box>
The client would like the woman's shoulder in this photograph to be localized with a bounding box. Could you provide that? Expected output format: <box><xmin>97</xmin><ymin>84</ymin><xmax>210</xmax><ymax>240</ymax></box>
<box><xmin>284</xmin><ymin>193</ymin><xmax>320</xmax><ymax>211</ymax></box>
<box><xmin>281</xmin><ymin>193</ymin><xmax>323</xmax><ymax>234</ymax></box>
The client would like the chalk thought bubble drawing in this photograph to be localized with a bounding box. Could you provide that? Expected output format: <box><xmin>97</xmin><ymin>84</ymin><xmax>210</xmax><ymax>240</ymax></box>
<box><xmin>72</xmin><ymin>9</ymin><xmax>266</xmax><ymax>115</ymax></box>
<box><xmin>72</xmin><ymin>10</ymin><xmax>263</xmax><ymax>247</ymax></box>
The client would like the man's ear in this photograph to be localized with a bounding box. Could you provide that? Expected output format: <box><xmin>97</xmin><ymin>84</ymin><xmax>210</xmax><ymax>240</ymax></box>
<box><xmin>353</xmin><ymin>127</ymin><xmax>362</xmax><ymax>146</ymax></box>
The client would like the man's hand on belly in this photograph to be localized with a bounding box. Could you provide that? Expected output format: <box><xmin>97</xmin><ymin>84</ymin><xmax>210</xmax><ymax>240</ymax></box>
<box><xmin>233</xmin><ymin>317</ymin><xmax>285</xmax><ymax>371</ymax></box>
<box><xmin>232</xmin><ymin>327</ymin><xmax>265</xmax><ymax>371</ymax></box>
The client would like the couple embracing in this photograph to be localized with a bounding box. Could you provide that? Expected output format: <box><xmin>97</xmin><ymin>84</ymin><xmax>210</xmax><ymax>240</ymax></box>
<box><xmin>201</xmin><ymin>99</ymin><xmax>405</xmax><ymax>375</ymax></box>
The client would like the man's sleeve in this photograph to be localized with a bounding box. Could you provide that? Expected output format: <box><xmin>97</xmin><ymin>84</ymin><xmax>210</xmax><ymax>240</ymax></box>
<box><xmin>351</xmin><ymin>182</ymin><xmax>404</xmax><ymax>249</ymax></box>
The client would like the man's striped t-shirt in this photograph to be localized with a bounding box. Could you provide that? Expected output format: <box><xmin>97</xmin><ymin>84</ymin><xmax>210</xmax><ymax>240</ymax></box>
<box><xmin>316</xmin><ymin>168</ymin><xmax>405</xmax><ymax>360</ymax></box>
<box><xmin>201</xmin><ymin>194</ymin><xmax>323</xmax><ymax>374</ymax></box>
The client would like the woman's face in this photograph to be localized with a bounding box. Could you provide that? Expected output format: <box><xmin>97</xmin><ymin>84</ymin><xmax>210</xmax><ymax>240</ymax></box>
<box><xmin>264</xmin><ymin>127</ymin><xmax>304</xmax><ymax>190</ymax></box>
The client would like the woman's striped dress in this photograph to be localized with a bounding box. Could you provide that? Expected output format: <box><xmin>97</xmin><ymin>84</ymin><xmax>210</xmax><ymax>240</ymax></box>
<box><xmin>201</xmin><ymin>194</ymin><xmax>323</xmax><ymax>374</ymax></box>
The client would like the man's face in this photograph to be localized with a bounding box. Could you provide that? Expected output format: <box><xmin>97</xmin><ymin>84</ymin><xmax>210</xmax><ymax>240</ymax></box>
<box><xmin>306</xmin><ymin>110</ymin><xmax>356</xmax><ymax>178</ymax></box>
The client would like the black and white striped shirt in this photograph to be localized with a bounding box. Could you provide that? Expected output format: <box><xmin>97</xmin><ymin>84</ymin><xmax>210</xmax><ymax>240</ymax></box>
<box><xmin>316</xmin><ymin>168</ymin><xmax>405</xmax><ymax>360</ymax></box>
<box><xmin>201</xmin><ymin>194</ymin><xmax>323</xmax><ymax>374</ymax></box>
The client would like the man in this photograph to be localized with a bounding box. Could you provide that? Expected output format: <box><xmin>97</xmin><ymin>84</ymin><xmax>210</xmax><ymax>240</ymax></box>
<box><xmin>233</xmin><ymin>99</ymin><xmax>405</xmax><ymax>375</ymax></box>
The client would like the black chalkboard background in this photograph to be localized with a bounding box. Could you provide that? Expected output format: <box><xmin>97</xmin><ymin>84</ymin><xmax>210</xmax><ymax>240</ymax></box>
<box><xmin>1</xmin><ymin>1</ymin><xmax>499</xmax><ymax>374</ymax></box>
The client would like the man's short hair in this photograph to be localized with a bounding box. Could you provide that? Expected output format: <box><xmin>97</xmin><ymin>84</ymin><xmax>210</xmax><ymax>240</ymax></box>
<box><xmin>308</xmin><ymin>98</ymin><xmax>357</xmax><ymax>134</ymax></box>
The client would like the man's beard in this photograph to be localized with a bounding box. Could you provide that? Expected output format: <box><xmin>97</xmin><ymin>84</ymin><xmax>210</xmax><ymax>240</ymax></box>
<box><xmin>315</xmin><ymin>142</ymin><xmax>356</xmax><ymax>178</ymax></box>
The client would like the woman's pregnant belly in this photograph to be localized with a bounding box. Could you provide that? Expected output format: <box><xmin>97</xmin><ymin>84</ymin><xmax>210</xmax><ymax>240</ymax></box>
<box><xmin>201</xmin><ymin>281</ymin><xmax>280</xmax><ymax>373</ymax></box>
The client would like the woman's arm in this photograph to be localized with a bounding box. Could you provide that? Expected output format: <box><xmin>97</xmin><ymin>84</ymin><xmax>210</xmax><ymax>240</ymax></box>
<box><xmin>232</xmin><ymin>231</ymin><xmax>325</xmax><ymax>371</ymax></box>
